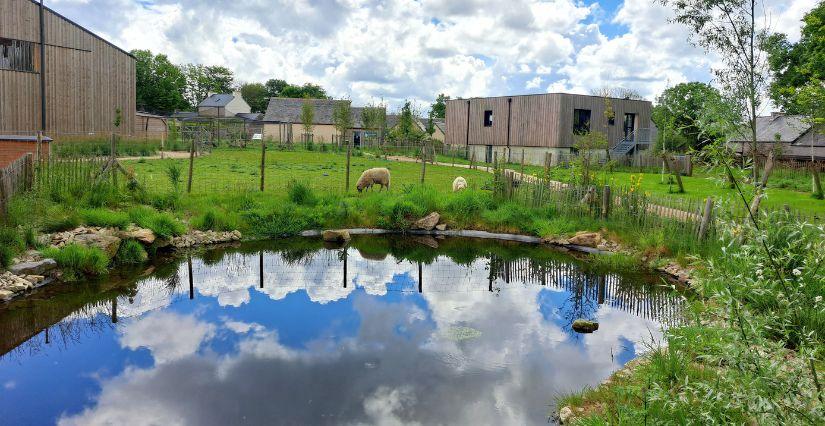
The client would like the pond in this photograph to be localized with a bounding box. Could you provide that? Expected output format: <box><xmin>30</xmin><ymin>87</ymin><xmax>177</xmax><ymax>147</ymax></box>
<box><xmin>0</xmin><ymin>236</ymin><xmax>683</xmax><ymax>425</ymax></box>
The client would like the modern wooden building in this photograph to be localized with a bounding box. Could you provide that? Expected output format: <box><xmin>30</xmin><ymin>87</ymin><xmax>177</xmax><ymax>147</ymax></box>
<box><xmin>0</xmin><ymin>0</ymin><xmax>136</xmax><ymax>137</ymax></box>
<box><xmin>445</xmin><ymin>93</ymin><xmax>654</xmax><ymax>165</ymax></box>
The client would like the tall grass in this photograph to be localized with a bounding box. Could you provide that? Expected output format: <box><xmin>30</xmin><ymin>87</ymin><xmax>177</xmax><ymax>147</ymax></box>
<box><xmin>41</xmin><ymin>244</ymin><xmax>109</xmax><ymax>281</ymax></box>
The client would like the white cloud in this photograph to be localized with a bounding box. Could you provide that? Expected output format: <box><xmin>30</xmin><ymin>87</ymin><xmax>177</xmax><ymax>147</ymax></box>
<box><xmin>119</xmin><ymin>311</ymin><xmax>215</xmax><ymax>364</ymax></box>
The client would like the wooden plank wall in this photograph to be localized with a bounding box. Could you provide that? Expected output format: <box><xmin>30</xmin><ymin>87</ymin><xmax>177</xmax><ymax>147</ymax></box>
<box><xmin>0</xmin><ymin>0</ymin><xmax>135</xmax><ymax>136</ymax></box>
<box><xmin>468</xmin><ymin>97</ymin><xmax>509</xmax><ymax>146</ymax></box>
<box><xmin>444</xmin><ymin>99</ymin><xmax>469</xmax><ymax>146</ymax></box>
<box><xmin>508</xmin><ymin>94</ymin><xmax>561</xmax><ymax>147</ymax></box>
<box><xmin>558</xmin><ymin>94</ymin><xmax>652</xmax><ymax>148</ymax></box>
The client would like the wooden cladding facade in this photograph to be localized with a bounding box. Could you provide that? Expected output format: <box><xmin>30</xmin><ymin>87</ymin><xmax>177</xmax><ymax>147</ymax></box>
<box><xmin>0</xmin><ymin>0</ymin><xmax>135</xmax><ymax>135</ymax></box>
<box><xmin>446</xmin><ymin>93</ymin><xmax>652</xmax><ymax>149</ymax></box>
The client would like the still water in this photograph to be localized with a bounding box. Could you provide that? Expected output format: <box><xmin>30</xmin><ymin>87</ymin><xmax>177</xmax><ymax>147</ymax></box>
<box><xmin>0</xmin><ymin>236</ymin><xmax>683</xmax><ymax>425</ymax></box>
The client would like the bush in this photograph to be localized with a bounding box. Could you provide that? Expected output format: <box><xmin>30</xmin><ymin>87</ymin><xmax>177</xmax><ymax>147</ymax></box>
<box><xmin>128</xmin><ymin>207</ymin><xmax>186</xmax><ymax>239</ymax></box>
<box><xmin>192</xmin><ymin>209</ymin><xmax>237</xmax><ymax>232</ymax></box>
<box><xmin>41</xmin><ymin>244</ymin><xmax>109</xmax><ymax>281</ymax></box>
<box><xmin>446</xmin><ymin>190</ymin><xmax>491</xmax><ymax>224</ymax></box>
<box><xmin>80</xmin><ymin>208</ymin><xmax>131</xmax><ymax>229</ymax></box>
<box><xmin>377</xmin><ymin>199</ymin><xmax>417</xmax><ymax>230</ymax></box>
<box><xmin>83</xmin><ymin>183</ymin><xmax>121</xmax><ymax>208</ymax></box>
<box><xmin>287</xmin><ymin>179</ymin><xmax>317</xmax><ymax>206</ymax></box>
<box><xmin>242</xmin><ymin>205</ymin><xmax>320</xmax><ymax>237</ymax></box>
<box><xmin>166</xmin><ymin>161</ymin><xmax>183</xmax><ymax>192</ymax></box>
<box><xmin>115</xmin><ymin>240</ymin><xmax>148</xmax><ymax>264</ymax></box>
<box><xmin>42</xmin><ymin>209</ymin><xmax>82</xmax><ymax>233</ymax></box>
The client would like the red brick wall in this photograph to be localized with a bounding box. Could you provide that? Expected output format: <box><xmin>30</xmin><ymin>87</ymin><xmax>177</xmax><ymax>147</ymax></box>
<box><xmin>0</xmin><ymin>141</ymin><xmax>50</xmax><ymax>168</ymax></box>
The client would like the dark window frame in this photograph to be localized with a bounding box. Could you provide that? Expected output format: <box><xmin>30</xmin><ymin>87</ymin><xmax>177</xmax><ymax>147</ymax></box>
<box><xmin>0</xmin><ymin>38</ymin><xmax>37</xmax><ymax>73</ymax></box>
<box><xmin>483</xmin><ymin>110</ymin><xmax>493</xmax><ymax>127</ymax></box>
<box><xmin>573</xmin><ymin>109</ymin><xmax>591</xmax><ymax>135</ymax></box>
<box><xmin>623</xmin><ymin>113</ymin><xmax>636</xmax><ymax>140</ymax></box>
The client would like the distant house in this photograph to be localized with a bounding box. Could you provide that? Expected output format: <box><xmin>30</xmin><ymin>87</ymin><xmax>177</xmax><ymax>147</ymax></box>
<box><xmin>419</xmin><ymin>117</ymin><xmax>445</xmax><ymax>142</ymax></box>
<box><xmin>728</xmin><ymin>113</ymin><xmax>824</xmax><ymax>161</ymax></box>
<box><xmin>446</xmin><ymin>93</ymin><xmax>654</xmax><ymax>165</ymax></box>
<box><xmin>262</xmin><ymin>98</ymin><xmax>377</xmax><ymax>146</ymax></box>
<box><xmin>198</xmin><ymin>91</ymin><xmax>251</xmax><ymax>118</ymax></box>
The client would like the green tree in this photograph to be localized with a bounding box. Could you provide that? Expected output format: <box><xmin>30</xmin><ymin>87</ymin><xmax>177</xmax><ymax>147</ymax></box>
<box><xmin>765</xmin><ymin>2</ymin><xmax>825</xmax><ymax>114</ymax></box>
<box><xmin>361</xmin><ymin>103</ymin><xmax>387</xmax><ymax>145</ymax></box>
<box><xmin>182</xmin><ymin>64</ymin><xmax>235</xmax><ymax>107</ymax></box>
<box><xmin>240</xmin><ymin>82</ymin><xmax>268</xmax><ymax>113</ymax></box>
<box><xmin>300</xmin><ymin>98</ymin><xmax>315</xmax><ymax>140</ymax></box>
<box><xmin>332</xmin><ymin>100</ymin><xmax>353</xmax><ymax>146</ymax></box>
<box><xmin>430</xmin><ymin>93</ymin><xmax>450</xmax><ymax>119</ymax></box>
<box><xmin>265</xmin><ymin>79</ymin><xmax>328</xmax><ymax>99</ymax></box>
<box><xmin>389</xmin><ymin>101</ymin><xmax>426</xmax><ymax>145</ymax></box>
<box><xmin>652</xmin><ymin>82</ymin><xmax>737</xmax><ymax>151</ymax></box>
<box><xmin>132</xmin><ymin>49</ymin><xmax>188</xmax><ymax>114</ymax></box>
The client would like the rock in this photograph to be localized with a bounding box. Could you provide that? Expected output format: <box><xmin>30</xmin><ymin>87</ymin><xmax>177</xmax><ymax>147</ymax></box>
<box><xmin>12</xmin><ymin>250</ymin><xmax>43</xmax><ymax>264</ymax></box>
<box><xmin>435</xmin><ymin>223</ymin><xmax>447</xmax><ymax>231</ymax></box>
<box><xmin>170</xmin><ymin>230</ymin><xmax>243</xmax><ymax>249</ymax></box>
<box><xmin>119</xmin><ymin>226</ymin><xmax>156</xmax><ymax>244</ymax></box>
<box><xmin>0</xmin><ymin>272</ymin><xmax>33</xmax><ymax>293</ymax></box>
<box><xmin>559</xmin><ymin>406</ymin><xmax>574</xmax><ymax>424</ymax></box>
<box><xmin>412</xmin><ymin>212</ymin><xmax>440</xmax><ymax>231</ymax></box>
<box><xmin>73</xmin><ymin>232</ymin><xmax>122</xmax><ymax>258</ymax></box>
<box><xmin>572</xmin><ymin>319</ymin><xmax>599</xmax><ymax>333</ymax></box>
<box><xmin>411</xmin><ymin>235</ymin><xmax>439</xmax><ymax>249</ymax></box>
<box><xmin>0</xmin><ymin>289</ymin><xmax>14</xmax><ymax>301</ymax></box>
<box><xmin>9</xmin><ymin>259</ymin><xmax>57</xmax><ymax>276</ymax></box>
<box><xmin>568</xmin><ymin>231</ymin><xmax>603</xmax><ymax>248</ymax></box>
<box><xmin>322</xmin><ymin>230</ymin><xmax>351</xmax><ymax>243</ymax></box>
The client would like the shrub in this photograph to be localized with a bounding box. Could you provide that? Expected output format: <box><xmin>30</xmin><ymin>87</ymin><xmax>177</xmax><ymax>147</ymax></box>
<box><xmin>446</xmin><ymin>190</ymin><xmax>491</xmax><ymax>224</ymax></box>
<box><xmin>115</xmin><ymin>240</ymin><xmax>148</xmax><ymax>264</ymax></box>
<box><xmin>287</xmin><ymin>179</ymin><xmax>317</xmax><ymax>206</ymax></box>
<box><xmin>377</xmin><ymin>199</ymin><xmax>417</xmax><ymax>230</ymax></box>
<box><xmin>41</xmin><ymin>244</ymin><xmax>109</xmax><ymax>281</ymax></box>
<box><xmin>128</xmin><ymin>207</ymin><xmax>186</xmax><ymax>239</ymax></box>
<box><xmin>192</xmin><ymin>209</ymin><xmax>237</xmax><ymax>232</ymax></box>
<box><xmin>80</xmin><ymin>208</ymin><xmax>131</xmax><ymax>229</ymax></box>
<box><xmin>166</xmin><ymin>161</ymin><xmax>183</xmax><ymax>192</ymax></box>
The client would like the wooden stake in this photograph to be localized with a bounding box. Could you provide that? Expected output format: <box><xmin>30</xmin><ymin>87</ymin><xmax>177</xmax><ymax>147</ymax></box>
<box><xmin>698</xmin><ymin>197</ymin><xmax>714</xmax><ymax>240</ymax></box>
<box><xmin>345</xmin><ymin>138</ymin><xmax>352</xmax><ymax>192</ymax></box>
<box><xmin>420</xmin><ymin>141</ymin><xmax>427</xmax><ymax>184</ymax></box>
<box><xmin>260</xmin><ymin>137</ymin><xmax>266</xmax><ymax>192</ymax></box>
<box><xmin>602</xmin><ymin>185</ymin><xmax>611</xmax><ymax>219</ymax></box>
<box><xmin>187</xmin><ymin>137</ymin><xmax>195</xmax><ymax>193</ymax></box>
<box><xmin>811</xmin><ymin>164</ymin><xmax>823</xmax><ymax>199</ymax></box>
<box><xmin>520</xmin><ymin>149</ymin><xmax>525</xmax><ymax>179</ymax></box>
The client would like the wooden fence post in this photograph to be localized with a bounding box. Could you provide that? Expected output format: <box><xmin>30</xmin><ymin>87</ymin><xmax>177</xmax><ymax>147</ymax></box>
<box><xmin>685</xmin><ymin>154</ymin><xmax>693</xmax><ymax>177</ymax></box>
<box><xmin>544</xmin><ymin>152</ymin><xmax>550</xmax><ymax>177</ymax></box>
<box><xmin>520</xmin><ymin>149</ymin><xmax>525</xmax><ymax>179</ymax></box>
<box><xmin>698</xmin><ymin>197</ymin><xmax>714</xmax><ymax>240</ymax></box>
<box><xmin>260</xmin><ymin>137</ymin><xmax>266</xmax><ymax>192</ymax></box>
<box><xmin>470</xmin><ymin>151</ymin><xmax>476</xmax><ymax>170</ymax></box>
<box><xmin>25</xmin><ymin>153</ymin><xmax>33</xmax><ymax>191</ymax></box>
<box><xmin>602</xmin><ymin>185</ymin><xmax>611</xmax><ymax>219</ymax></box>
<box><xmin>187</xmin><ymin>137</ymin><xmax>195</xmax><ymax>194</ymax></box>
<box><xmin>110</xmin><ymin>132</ymin><xmax>118</xmax><ymax>188</ymax></box>
<box><xmin>451</xmin><ymin>147</ymin><xmax>456</xmax><ymax>167</ymax></box>
<box><xmin>811</xmin><ymin>163</ymin><xmax>823</xmax><ymax>199</ymax></box>
<box><xmin>419</xmin><ymin>141</ymin><xmax>427</xmax><ymax>184</ymax></box>
<box><xmin>0</xmin><ymin>167</ymin><xmax>6</xmax><ymax>215</ymax></box>
<box><xmin>36</xmin><ymin>131</ymin><xmax>43</xmax><ymax>164</ymax></box>
<box><xmin>346</xmin><ymin>138</ymin><xmax>353</xmax><ymax>192</ymax></box>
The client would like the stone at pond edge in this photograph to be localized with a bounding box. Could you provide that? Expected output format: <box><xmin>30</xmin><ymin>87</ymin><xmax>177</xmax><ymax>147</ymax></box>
<box><xmin>572</xmin><ymin>319</ymin><xmax>599</xmax><ymax>333</ymax></box>
<box><xmin>411</xmin><ymin>235</ymin><xmax>439</xmax><ymax>249</ymax></box>
<box><xmin>435</xmin><ymin>223</ymin><xmax>447</xmax><ymax>231</ymax></box>
<box><xmin>412</xmin><ymin>212</ymin><xmax>440</xmax><ymax>231</ymax></box>
<box><xmin>9</xmin><ymin>259</ymin><xmax>57</xmax><ymax>276</ymax></box>
<box><xmin>568</xmin><ymin>231</ymin><xmax>603</xmax><ymax>248</ymax></box>
<box><xmin>72</xmin><ymin>232</ymin><xmax>122</xmax><ymax>258</ymax></box>
<box><xmin>118</xmin><ymin>226</ymin><xmax>156</xmax><ymax>245</ymax></box>
<box><xmin>322</xmin><ymin>230</ymin><xmax>351</xmax><ymax>243</ymax></box>
<box><xmin>559</xmin><ymin>406</ymin><xmax>574</xmax><ymax>424</ymax></box>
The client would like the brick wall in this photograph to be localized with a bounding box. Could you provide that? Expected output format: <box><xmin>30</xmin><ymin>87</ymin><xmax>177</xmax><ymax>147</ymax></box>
<box><xmin>0</xmin><ymin>140</ymin><xmax>50</xmax><ymax>168</ymax></box>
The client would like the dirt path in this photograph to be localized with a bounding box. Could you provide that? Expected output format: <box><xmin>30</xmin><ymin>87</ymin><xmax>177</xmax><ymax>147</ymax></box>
<box><xmin>119</xmin><ymin>151</ymin><xmax>191</xmax><ymax>161</ymax></box>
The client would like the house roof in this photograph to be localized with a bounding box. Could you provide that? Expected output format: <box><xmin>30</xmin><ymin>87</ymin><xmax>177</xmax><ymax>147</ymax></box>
<box><xmin>235</xmin><ymin>112</ymin><xmax>263</xmax><ymax>121</ymax></box>
<box><xmin>0</xmin><ymin>135</ymin><xmax>54</xmax><ymax>142</ymax></box>
<box><xmin>136</xmin><ymin>111</ymin><xmax>167</xmax><ymax>119</ymax></box>
<box><xmin>263</xmin><ymin>98</ymin><xmax>366</xmax><ymax>127</ymax></box>
<box><xmin>199</xmin><ymin>94</ymin><xmax>236</xmax><ymax>108</ymax></box>
<box><xmin>730</xmin><ymin>114</ymin><xmax>811</xmax><ymax>143</ymax></box>
<box><xmin>170</xmin><ymin>111</ymin><xmax>198</xmax><ymax>120</ymax></box>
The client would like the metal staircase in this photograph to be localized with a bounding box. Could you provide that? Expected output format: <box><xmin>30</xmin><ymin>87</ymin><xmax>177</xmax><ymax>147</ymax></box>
<box><xmin>610</xmin><ymin>128</ymin><xmax>652</xmax><ymax>157</ymax></box>
<box><xmin>611</xmin><ymin>138</ymin><xmax>637</xmax><ymax>156</ymax></box>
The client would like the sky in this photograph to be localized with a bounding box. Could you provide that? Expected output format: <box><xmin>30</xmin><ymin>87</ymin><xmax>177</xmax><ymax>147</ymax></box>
<box><xmin>46</xmin><ymin>0</ymin><xmax>819</xmax><ymax>111</ymax></box>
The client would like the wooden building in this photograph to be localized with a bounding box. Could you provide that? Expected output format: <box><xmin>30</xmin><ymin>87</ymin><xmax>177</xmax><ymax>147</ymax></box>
<box><xmin>445</xmin><ymin>93</ymin><xmax>653</xmax><ymax>165</ymax></box>
<box><xmin>134</xmin><ymin>112</ymin><xmax>168</xmax><ymax>140</ymax></box>
<box><xmin>263</xmin><ymin>98</ymin><xmax>376</xmax><ymax>146</ymax></box>
<box><xmin>0</xmin><ymin>0</ymin><xmax>136</xmax><ymax>137</ymax></box>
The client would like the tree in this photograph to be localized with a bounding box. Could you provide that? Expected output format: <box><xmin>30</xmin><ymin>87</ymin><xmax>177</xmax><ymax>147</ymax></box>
<box><xmin>589</xmin><ymin>86</ymin><xmax>645</xmax><ymax>100</ymax></box>
<box><xmin>430</xmin><ymin>93</ymin><xmax>450</xmax><ymax>119</ymax></box>
<box><xmin>652</xmin><ymin>82</ymin><xmax>737</xmax><ymax>151</ymax></box>
<box><xmin>765</xmin><ymin>2</ymin><xmax>825</xmax><ymax>114</ymax></box>
<box><xmin>796</xmin><ymin>79</ymin><xmax>825</xmax><ymax>197</ymax></box>
<box><xmin>182</xmin><ymin>64</ymin><xmax>235</xmax><ymax>107</ymax></box>
<box><xmin>389</xmin><ymin>101</ymin><xmax>426</xmax><ymax>145</ymax></box>
<box><xmin>265</xmin><ymin>79</ymin><xmax>289</xmax><ymax>98</ymax></box>
<box><xmin>661</xmin><ymin>0</ymin><xmax>770</xmax><ymax>182</ymax></box>
<box><xmin>361</xmin><ymin>103</ymin><xmax>387</xmax><ymax>146</ymax></box>
<box><xmin>132</xmin><ymin>49</ymin><xmax>188</xmax><ymax>114</ymax></box>
<box><xmin>240</xmin><ymin>83</ymin><xmax>268</xmax><ymax>113</ymax></box>
<box><xmin>300</xmin><ymin>98</ymin><xmax>315</xmax><ymax>141</ymax></box>
<box><xmin>265</xmin><ymin>79</ymin><xmax>328</xmax><ymax>99</ymax></box>
<box><xmin>332</xmin><ymin>100</ymin><xmax>353</xmax><ymax>147</ymax></box>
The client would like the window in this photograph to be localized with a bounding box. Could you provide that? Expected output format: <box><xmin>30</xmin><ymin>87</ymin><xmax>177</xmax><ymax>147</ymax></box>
<box><xmin>483</xmin><ymin>110</ymin><xmax>493</xmax><ymax>127</ymax></box>
<box><xmin>0</xmin><ymin>38</ymin><xmax>37</xmax><ymax>72</ymax></box>
<box><xmin>573</xmin><ymin>109</ymin><xmax>591</xmax><ymax>135</ymax></box>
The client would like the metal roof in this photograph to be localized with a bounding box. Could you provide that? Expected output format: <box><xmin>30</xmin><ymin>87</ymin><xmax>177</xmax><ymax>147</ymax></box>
<box><xmin>263</xmin><ymin>98</ymin><xmax>366</xmax><ymax>127</ymax></box>
<box><xmin>198</xmin><ymin>94</ymin><xmax>236</xmax><ymax>108</ymax></box>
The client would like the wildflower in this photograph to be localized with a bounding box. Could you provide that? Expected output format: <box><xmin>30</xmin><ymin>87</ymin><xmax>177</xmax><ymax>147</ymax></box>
<box><xmin>792</xmin><ymin>268</ymin><xmax>802</xmax><ymax>276</ymax></box>
<box><xmin>815</xmin><ymin>296</ymin><xmax>822</xmax><ymax>303</ymax></box>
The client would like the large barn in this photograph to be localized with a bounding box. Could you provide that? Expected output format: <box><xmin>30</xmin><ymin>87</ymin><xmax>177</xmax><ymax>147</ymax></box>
<box><xmin>0</xmin><ymin>0</ymin><xmax>136</xmax><ymax>137</ymax></box>
<box><xmin>445</xmin><ymin>93</ymin><xmax>654</xmax><ymax>165</ymax></box>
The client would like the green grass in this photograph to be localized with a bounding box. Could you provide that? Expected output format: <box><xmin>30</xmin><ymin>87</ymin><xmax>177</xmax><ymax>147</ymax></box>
<box><xmin>41</xmin><ymin>244</ymin><xmax>109</xmax><ymax>281</ymax></box>
<box><xmin>127</xmin><ymin>206</ymin><xmax>186</xmax><ymax>239</ymax></box>
<box><xmin>115</xmin><ymin>239</ymin><xmax>148</xmax><ymax>264</ymax></box>
<box><xmin>79</xmin><ymin>208</ymin><xmax>131</xmax><ymax>229</ymax></box>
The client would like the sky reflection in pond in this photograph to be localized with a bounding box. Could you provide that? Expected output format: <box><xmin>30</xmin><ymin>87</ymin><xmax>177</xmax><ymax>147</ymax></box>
<box><xmin>0</xmin><ymin>237</ymin><xmax>683</xmax><ymax>425</ymax></box>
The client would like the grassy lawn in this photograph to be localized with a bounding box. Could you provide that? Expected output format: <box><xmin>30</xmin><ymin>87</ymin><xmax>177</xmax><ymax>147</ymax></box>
<box><xmin>125</xmin><ymin>148</ymin><xmax>495</xmax><ymax>195</ymax></box>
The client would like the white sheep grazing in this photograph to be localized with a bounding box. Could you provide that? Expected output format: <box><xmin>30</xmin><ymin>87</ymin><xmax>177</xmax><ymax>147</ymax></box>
<box><xmin>452</xmin><ymin>176</ymin><xmax>468</xmax><ymax>192</ymax></box>
<box><xmin>356</xmin><ymin>168</ymin><xmax>391</xmax><ymax>192</ymax></box>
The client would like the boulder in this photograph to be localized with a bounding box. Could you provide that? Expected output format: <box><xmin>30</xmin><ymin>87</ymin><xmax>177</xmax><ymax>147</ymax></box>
<box><xmin>9</xmin><ymin>258</ymin><xmax>57</xmax><ymax>276</ymax></box>
<box><xmin>559</xmin><ymin>406</ymin><xmax>574</xmax><ymax>424</ymax></box>
<box><xmin>73</xmin><ymin>232</ymin><xmax>122</xmax><ymax>258</ymax></box>
<box><xmin>568</xmin><ymin>231</ymin><xmax>603</xmax><ymax>248</ymax></box>
<box><xmin>0</xmin><ymin>272</ymin><xmax>33</xmax><ymax>293</ymax></box>
<box><xmin>0</xmin><ymin>289</ymin><xmax>14</xmax><ymax>302</ymax></box>
<box><xmin>572</xmin><ymin>319</ymin><xmax>599</xmax><ymax>333</ymax></box>
<box><xmin>119</xmin><ymin>226</ymin><xmax>156</xmax><ymax>245</ymax></box>
<box><xmin>170</xmin><ymin>230</ymin><xmax>243</xmax><ymax>249</ymax></box>
<box><xmin>322</xmin><ymin>230</ymin><xmax>351</xmax><ymax>243</ymax></box>
<box><xmin>435</xmin><ymin>223</ymin><xmax>447</xmax><ymax>231</ymax></box>
<box><xmin>412</xmin><ymin>212</ymin><xmax>440</xmax><ymax>231</ymax></box>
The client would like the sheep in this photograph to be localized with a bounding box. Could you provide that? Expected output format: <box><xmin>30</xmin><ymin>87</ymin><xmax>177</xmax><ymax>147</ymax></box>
<box><xmin>356</xmin><ymin>167</ymin><xmax>391</xmax><ymax>192</ymax></box>
<box><xmin>452</xmin><ymin>176</ymin><xmax>468</xmax><ymax>192</ymax></box>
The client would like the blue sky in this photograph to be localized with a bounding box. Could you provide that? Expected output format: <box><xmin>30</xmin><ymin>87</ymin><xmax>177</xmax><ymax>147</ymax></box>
<box><xmin>46</xmin><ymin>0</ymin><xmax>817</xmax><ymax>110</ymax></box>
